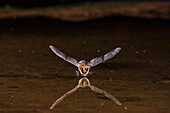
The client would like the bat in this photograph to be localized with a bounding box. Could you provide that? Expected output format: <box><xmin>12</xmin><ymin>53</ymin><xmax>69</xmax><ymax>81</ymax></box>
<box><xmin>49</xmin><ymin>45</ymin><xmax>121</xmax><ymax>76</ymax></box>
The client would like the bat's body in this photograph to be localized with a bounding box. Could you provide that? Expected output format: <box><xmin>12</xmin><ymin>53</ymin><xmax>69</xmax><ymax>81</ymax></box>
<box><xmin>50</xmin><ymin>77</ymin><xmax>122</xmax><ymax>109</ymax></box>
<box><xmin>49</xmin><ymin>45</ymin><xmax>121</xmax><ymax>76</ymax></box>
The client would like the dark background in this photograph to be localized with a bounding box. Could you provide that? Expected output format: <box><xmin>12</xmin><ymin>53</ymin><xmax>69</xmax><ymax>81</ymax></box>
<box><xmin>0</xmin><ymin>0</ymin><xmax>167</xmax><ymax>8</ymax></box>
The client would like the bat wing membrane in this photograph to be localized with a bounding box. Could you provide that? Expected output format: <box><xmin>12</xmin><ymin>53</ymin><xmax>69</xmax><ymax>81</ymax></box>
<box><xmin>49</xmin><ymin>45</ymin><xmax>79</xmax><ymax>67</ymax></box>
<box><xmin>90</xmin><ymin>48</ymin><xmax>121</xmax><ymax>67</ymax></box>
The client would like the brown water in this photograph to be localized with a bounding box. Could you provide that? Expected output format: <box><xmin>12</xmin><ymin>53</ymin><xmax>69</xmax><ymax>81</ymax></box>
<box><xmin>0</xmin><ymin>17</ymin><xmax>170</xmax><ymax>113</ymax></box>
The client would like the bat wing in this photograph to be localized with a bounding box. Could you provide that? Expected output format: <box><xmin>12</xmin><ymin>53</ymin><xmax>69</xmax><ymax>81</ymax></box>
<box><xmin>50</xmin><ymin>85</ymin><xmax>80</xmax><ymax>109</ymax></box>
<box><xmin>49</xmin><ymin>45</ymin><xmax>79</xmax><ymax>67</ymax></box>
<box><xmin>89</xmin><ymin>85</ymin><xmax>122</xmax><ymax>106</ymax></box>
<box><xmin>89</xmin><ymin>47</ymin><xmax>121</xmax><ymax>67</ymax></box>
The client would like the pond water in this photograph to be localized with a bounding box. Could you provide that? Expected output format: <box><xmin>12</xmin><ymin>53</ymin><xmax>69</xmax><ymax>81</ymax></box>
<box><xmin>0</xmin><ymin>17</ymin><xmax>169</xmax><ymax>113</ymax></box>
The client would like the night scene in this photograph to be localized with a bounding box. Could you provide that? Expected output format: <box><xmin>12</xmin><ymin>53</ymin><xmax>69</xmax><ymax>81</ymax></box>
<box><xmin>0</xmin><ymin>0</ymin><xmax>169</xmax><ymax>113</ymax></box>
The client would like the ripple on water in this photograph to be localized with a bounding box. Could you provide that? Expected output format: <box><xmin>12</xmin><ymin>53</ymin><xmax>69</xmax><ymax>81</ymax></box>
<box><xmin>120</xmin><ymin>96</ymin><xmax>141</xmax><ymax>102</ymax></box>
<box><xmin>7</xmin><ymin>86</ymin><xmax>19</xmax><ymax>88</ymax></box>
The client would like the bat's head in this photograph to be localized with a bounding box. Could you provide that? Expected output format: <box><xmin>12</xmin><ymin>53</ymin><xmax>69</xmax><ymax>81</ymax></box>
<box><xmin>78</xmin><ymin>64</ymin><xmax>90</xmax><ymax>76</ymax></box>
<box><xmin>78</xmin><ymin>77</ymin><xmax>90</xmax><ymax>87</ymax></box>
<box><xmin>78</xmin><ymin>60</ymin><xmax>90</xmax><ymax>76</ymax></box>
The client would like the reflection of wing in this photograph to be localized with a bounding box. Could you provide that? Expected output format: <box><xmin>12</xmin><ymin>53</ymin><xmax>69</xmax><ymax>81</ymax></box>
<box><xmin>89</xmin><ymin>48</ymin><xmax>121</xmax><ymax>67</ymax></box>
<box><xmin>50</xmin><ymin>85</ymin><xmax>80</xmax><ymax>109</ymax></box>
<box><xmin>49</xmin><ymin>45</ymin><xmax>79</xmax><ymax>67</ymax></box>
<box><xmin>89</xmin><ymin>85</ymin><xmax>122</xmax><ymax>106</ymax></box>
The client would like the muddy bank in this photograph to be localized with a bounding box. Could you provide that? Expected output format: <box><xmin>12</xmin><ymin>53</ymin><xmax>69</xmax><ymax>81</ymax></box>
<box><xmin>0</xmin><ymin>2</ymin><xmax>170</xmax><ymax>21</ymax></box>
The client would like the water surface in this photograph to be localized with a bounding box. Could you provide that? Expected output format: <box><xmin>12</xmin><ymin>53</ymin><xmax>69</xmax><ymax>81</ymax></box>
<box><xmin>0</xmin><ymin>17</ymin><xmax>169</xmax><ymax>113</ymax></box>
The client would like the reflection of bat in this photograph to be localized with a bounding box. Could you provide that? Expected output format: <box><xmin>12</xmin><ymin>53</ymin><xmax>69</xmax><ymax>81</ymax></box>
<box><xmin>50</xmin><ymin>77</ymin><xmax>122</xmax><ymax>109</ymax></box>
<box><xmin>49</xmin><ymin>45</ymin><xmax>121</xmax><ymax>76</ymax></box>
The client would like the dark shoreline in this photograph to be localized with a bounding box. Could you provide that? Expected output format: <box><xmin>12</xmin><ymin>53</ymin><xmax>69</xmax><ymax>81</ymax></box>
<box><xmin>0</xmin><ymin>2</ymin><xmax>169</xmax><ymax>21</ymax></box>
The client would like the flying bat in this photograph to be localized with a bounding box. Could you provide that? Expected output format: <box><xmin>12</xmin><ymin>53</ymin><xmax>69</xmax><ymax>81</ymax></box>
<box><xmin>49</xmin><ymin>45</ymin><xmax>121</xmax><ymax>76</ymax></box>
